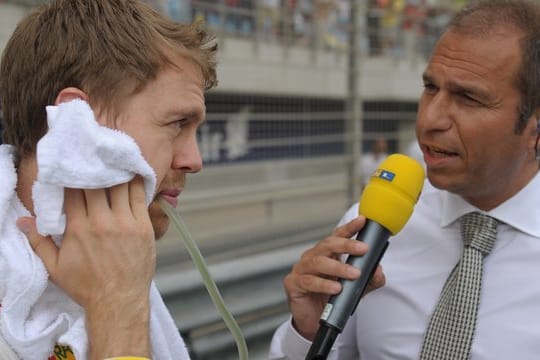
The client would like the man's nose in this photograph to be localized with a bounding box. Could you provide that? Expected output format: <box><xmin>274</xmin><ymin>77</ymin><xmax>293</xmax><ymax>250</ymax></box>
<box><xmin>418</xmin><ymin>92</ymin><xmax>453</xmax><ymax>133</ymax></box>
<box><xmin>172</xmin><ymin>137</ymin><xmax>203</xmax><ymax>173</ymax></box>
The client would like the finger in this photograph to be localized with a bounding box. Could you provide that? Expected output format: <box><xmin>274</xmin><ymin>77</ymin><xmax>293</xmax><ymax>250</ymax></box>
<box><xmin>333</xmin><ymin>216</ymin><xmax>367</xmax><ymax>239</ymax></box>
<box><xmin>309</xmin><ymin>236</ymin><xmax>370</xmax><ymax>259</ymax></box>
<box><xmin>288</xmin><ymin>273</ymin><xmax>343</xmax><ymax>295</ymax></box>
<box><xmin>129</xmin><ymin>176</ymin><xmax>148</xmax><ymax>219</ymax></box>
<box><xmin>109</xmin><ymin>182</ymin><xmax>130</xmax><ymax>212</ymax></box>
<box><xmin>83</xmin><ymin>188</ymin><xmax>111</xmax><ymax>215</ymax></box>
<box><xmin>17</xmin><ymin>217</ymin><xmax>60</xmax><ymax>279</ymax></box>
<box><xmin>64</xmin><ymin>188</ymin><xmax>87</xmax><ymax>218</ymax></box>
<box><xmin>366</xmin><ymin>265</ymin><xmax>386</xmax><ymax>292</ymax></box>
<box><xmin>298</xmin><ymin>253</ymin><xmax>361</xmax><ymax>280</ymax></box>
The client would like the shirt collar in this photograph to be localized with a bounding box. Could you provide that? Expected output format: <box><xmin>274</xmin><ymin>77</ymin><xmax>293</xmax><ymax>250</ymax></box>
<box><xmin>440</xmin><ymin>171</ymin><xmax>540</xmax><ymax>237</ymax></box>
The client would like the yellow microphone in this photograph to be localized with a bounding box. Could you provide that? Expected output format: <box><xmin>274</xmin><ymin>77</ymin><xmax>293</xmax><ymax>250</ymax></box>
<box><xmin>306</xmin><ymin>154</ymin><xmax>425</xmax><ymax>360</ymax></box>
<box><xmin>360</xmin><ymin>153</ymin><xmax>425</xmax><ymax>234</ymax></box>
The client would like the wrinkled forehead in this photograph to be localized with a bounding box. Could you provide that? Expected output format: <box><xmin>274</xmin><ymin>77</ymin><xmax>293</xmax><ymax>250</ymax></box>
<box><xmin>432</xmin><ymin>28</ymin><xmax>523</xmax><ymax>76</ymax></box>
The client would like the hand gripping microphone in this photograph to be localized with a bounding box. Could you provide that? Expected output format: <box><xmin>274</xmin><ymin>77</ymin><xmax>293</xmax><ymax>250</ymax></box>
<box><xmin>305</xmin><ymin>153</ymin><xmax>425</xmax><ymax>360</ymax></box>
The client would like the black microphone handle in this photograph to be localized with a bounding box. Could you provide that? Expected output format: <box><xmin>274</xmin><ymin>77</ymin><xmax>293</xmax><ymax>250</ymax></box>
<box><xmin>305</xmin><ymin>220</ymin><xmax>391</xmax><ymax>360</ymax></box>
<box><xmin>305</xmin><ymin>323</ymin><xmax>339</xmax><ymax>360</ymax></box>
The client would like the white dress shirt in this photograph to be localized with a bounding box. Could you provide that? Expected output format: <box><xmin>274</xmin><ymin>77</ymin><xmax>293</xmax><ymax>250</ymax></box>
<box><xmin>269</xmin><ymin>173</ymin><xmax>540</xmax><ymax>359</ymax></box>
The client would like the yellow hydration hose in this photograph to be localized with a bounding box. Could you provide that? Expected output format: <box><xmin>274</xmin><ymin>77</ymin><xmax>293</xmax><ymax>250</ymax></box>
<box><xmin>159</xmin><ymin>198</ymin><xmax>249</xmax><ymax>360</ymax></box>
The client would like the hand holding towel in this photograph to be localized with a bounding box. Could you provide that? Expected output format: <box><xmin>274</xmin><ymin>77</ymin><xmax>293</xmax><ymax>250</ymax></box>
<box><xmin>33</xmin><ymin>99</ymin><xmax>156</xmax><ymax>236</ymax></box>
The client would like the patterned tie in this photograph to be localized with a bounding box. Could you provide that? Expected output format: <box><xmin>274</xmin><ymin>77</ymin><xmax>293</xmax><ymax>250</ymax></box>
<box><xmin>420</xmin><ymin>212</ymin><xmax>498</xmax><ymax>360</ymax></box>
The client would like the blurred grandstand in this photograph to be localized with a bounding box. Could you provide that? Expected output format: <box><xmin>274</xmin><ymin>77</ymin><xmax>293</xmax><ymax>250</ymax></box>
<box><xmin>0</xmin><ymin>0</ymin><xmax>463</xmax><ymax>358</ymax></box>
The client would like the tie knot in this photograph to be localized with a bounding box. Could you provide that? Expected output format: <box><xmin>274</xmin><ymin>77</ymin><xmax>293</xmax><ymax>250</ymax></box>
<box><xmin>461</xmin><ymin>212</ymin><xmax>498</xmax><ymax>255</ymax></box>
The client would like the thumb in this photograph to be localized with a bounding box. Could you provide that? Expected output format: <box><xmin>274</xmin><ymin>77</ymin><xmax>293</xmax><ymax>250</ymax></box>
<box><xmin>17</xmin><ymin>217</ymin><xmax>59</xmax><ymax>276</ymax></box>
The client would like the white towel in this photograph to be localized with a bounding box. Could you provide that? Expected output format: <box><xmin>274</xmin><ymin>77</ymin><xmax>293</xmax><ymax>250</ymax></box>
<box><xmin>0</xmin><ymin>99</ymin><xmax>190</xmax><ymax>359</ymax></box>
<box><xmin>33</xmin><ymin>99</ymin><xmax>156</xmax><ymax>237</ymax></box>
<box><xmin>0</xmin><ymin>328</ymin><xmax>20</xmax><ymax>360</ymax></box>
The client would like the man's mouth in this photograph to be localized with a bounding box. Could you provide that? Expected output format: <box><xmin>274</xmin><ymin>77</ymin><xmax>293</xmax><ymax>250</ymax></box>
<box><xmin>158</xmin><ymin>189</ymin><xmax>181</xmax><ymax>208</ymax></box>
<box><xmin>425</xmin><ymin>145</ymin><xmax>459</xmax><ymax>158</ymax></box>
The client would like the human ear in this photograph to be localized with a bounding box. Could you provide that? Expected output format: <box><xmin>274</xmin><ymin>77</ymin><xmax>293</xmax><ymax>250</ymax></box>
<box><xmin>54</xmin><ymin>87</ymin><xmax>89</xmax><ymax>105</ymax></box>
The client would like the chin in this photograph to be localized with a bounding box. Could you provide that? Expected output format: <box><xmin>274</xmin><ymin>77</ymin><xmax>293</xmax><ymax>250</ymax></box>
<box><xmin>426</xmin><ymin>170</ymin><xmax>452</xmax><ymax>190</ymax></box>
<box><xmin>427</xmin><ymin>173</ymin><xmax>463</xmax><ymax>194</ymax></box>
<box><xmin>148</xmin><ymin>201</ymin><xmax>171</xmax><ymax>240</ymax></box>
<box><xmin>152</xmin><ymin>216</ymin><xmax>170</xmax><ymax>240</ymax></box>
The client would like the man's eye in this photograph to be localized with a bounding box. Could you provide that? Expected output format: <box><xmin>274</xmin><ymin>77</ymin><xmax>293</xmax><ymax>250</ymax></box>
<box><xmin>171</xmin><ymin>119</ymin><xmax>188</xmax><ymax>130</ymax></box>
<box><xmin>423</xmin><ymin>83</ymin><xmax>437</xmax><ymax>94</ymax></box>
<box><xmin>459</xmin><ymin>94</ymin><xmax>482</xmax><ymax>106</ymax></box>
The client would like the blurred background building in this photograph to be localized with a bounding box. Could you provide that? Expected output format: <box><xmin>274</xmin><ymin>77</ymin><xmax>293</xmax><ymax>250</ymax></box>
<box><xmin>0</xmin><ymin>0</ymin><xmax>465</xmax><ymax>358</ymax></box>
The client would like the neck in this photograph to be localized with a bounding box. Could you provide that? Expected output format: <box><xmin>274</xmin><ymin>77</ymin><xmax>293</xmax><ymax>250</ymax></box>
<box><xmin>463</xmin><ymin>167</ymin><xmax>539</xmax><ymax>211</ymax></box>
<box><xmin>16</xmin><ymin>155</ymin><xmax>37</xmax><ymax>215</ymax></box>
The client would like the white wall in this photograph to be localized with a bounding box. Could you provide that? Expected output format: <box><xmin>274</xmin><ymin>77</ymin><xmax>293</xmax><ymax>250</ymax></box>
<box><xmin>216</xmin><ymin>37</ymin><xmax>426</xmax><ymax>100</ymax></box>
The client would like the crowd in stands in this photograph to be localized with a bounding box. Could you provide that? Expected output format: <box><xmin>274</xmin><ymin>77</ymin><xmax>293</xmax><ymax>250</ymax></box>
<box><xmin>141</xmin><ymin>0</ymin><xmax>463</xmax><ymax>58</ymax></box>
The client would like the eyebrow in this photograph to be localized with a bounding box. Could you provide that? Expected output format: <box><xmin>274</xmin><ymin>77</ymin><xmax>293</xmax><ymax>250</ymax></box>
<box><xmin>422</xmin><ymin>72</ymin><xmax>432</xmax><ymax>84</ymax></box>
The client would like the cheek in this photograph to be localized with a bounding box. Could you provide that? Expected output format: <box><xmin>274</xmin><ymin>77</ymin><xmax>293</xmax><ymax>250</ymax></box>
<box><xmin>112</xmin><ymin>115</ymin><xmax>177</xmax><ymax>181</ymax></box>
<box><xmin>147</xmin><ymin>162</ymin><xmax>172</xmax><ymax>194</ymax></box>
<box><xmin>154</xmin><ymin>154</ymin><xmax>174</xmax><ymax>179</ymax></box>
<box><xmin>462</xmin><ymin>125</ymin><xmax>520</xmax><ymax>172</ymax></box>
<box><xmin>138</xmin><ymin>143</ymin><xmax>174</xmax><ymax>184</ymax></box>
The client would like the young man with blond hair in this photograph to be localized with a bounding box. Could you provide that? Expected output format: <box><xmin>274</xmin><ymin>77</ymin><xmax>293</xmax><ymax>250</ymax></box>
<box><xmin>0</xmin><ymin>0</ymin><xmax>217</xmax><ymax>358</ymax></box>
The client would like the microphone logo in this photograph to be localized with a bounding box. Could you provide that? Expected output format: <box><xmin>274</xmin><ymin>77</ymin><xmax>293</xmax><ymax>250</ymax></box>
<box><xmin>320</xmin><ymin>303</ymin><xmax>333</xmax><ymax>321</ymax></box>
<box><xmin>373</xmin><ymin>169</ymin><xmax>395</xmax><ymax>182</ymax></box>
